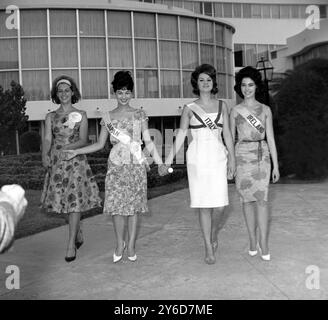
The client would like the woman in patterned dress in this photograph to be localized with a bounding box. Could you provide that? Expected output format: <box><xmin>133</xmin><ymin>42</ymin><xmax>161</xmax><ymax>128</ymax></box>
<box><xmin>63</xmin><ymin>71</ymin><xmax>167</xmax><ymax>263</ymax></box>
<box><xmin>41</xmin><ymin>75</ymin><xmax>102</xmax><ymax>262</ymax></box>
<box><xmin>165</xmin><ymin>64</ymin><xmax>235</xmax><ymax>265</ymax></box>
<box><xmin>230</xmin><ymin>66</ymin><xmax>280</xmax><ymax>261</ymax></box>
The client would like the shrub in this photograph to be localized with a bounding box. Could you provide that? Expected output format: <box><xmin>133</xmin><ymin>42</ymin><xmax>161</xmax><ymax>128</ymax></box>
<box><xmin>275</xmin><ymin>58</ymin><xmax>328</xmax><ymax>179</ymax></box>
<box><xmin>20</xmin><ymin>131</ymin><xmax>41</xmax><ymax>153</ymax></box>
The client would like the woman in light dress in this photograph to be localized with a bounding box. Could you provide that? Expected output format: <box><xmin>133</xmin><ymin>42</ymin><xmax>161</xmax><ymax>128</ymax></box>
<box><xmin>230</xmin><ymin>66</ymin><xmax>279</xmax><ymax>261</ymax></box>
<box><xmin>166</xmin><ymin>64</ymin><xmax>235</xmax><ymax>264</ymax></box>
<box><xmin>64</xmin><ymin>71</ymin><xmax>167</xmax><ymax>263</ymax></box>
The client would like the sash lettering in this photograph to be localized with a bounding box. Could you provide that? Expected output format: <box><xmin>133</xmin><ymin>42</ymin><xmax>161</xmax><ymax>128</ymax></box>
<box><xmin>187</xmin><ymin>102</ymin><xmax>219</xmax><ymax>131</ymax></box>
<box><xmin>237</xmin><ymin>108</ymin><xmax>265</xmax><ymax>134</ymax></box>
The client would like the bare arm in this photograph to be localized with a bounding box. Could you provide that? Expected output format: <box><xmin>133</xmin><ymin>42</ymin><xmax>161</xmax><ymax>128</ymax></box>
<box><xmin>229</xmin><ymin>107</ymin><xmax>237</xmax><ymax>144</ymax></box>
<box><xmin>222</xmin><ymin>103</ymin><xmax>235</xmax><ymax>178</ymax></box>
<box><xmin>265</xmin><ymin>107</ymin><xmax>280</xmax><ymax>182</ymax></box>
<box><xmin>165</xmin><ymin>105</ymin><xmax>190</xmax><ymax>166</ymax></box>
<box><xmin>42</xmin><ymin>113</ymin><xmax>52</xmax><ymax>168</ymax></box>
<box><xmin>62</xmin><ymin>112</ymin><xmax>89</xmax><ymax>150</ymax></box>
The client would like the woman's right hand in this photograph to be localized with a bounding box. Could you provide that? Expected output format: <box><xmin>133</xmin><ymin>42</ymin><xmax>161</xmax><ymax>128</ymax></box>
<box><xmin>61</xmin><ymin>150</ymin><xmax>77</xmax><ymax>161</ymax></box>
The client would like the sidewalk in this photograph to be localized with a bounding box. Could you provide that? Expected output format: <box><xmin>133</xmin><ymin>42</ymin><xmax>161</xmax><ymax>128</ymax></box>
<box><xmin>0</xmin><ymin>183</ymin><xmax>327</xmax><ymax>300</ymax></box>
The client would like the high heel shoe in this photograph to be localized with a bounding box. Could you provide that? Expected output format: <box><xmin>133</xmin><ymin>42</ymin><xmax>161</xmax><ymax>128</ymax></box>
<box><xmin>248</xmin><ymin>250</ymin><xmax>258</xmax><ymax>257</ymax></box>
<box><xmin>65</xmin><ymin>247</ymin><xmax>76</xmax><ymax>263</ymax></box>
<box><xmin>113</xmin><ymin>242</ymin><xmax>126</xmax><ymax>263</ymax></box>
<box><xmin>128</xmin><ymin>254</ymin><xmax>137</xmax><ymax>262</ymax></box>
<box><xmin>258</xmin><ymin>244</ymin><xmax>270</xmax><ymax>261</ymax></box>
<box><xmin>75</xmin><ymin>229</ymin><xmax>84</xmax><ymax>249</ymax></box>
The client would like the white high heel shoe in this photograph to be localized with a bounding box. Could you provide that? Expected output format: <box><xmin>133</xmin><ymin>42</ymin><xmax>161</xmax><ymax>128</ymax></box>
<box><xmin>128</xmin><ymin>254</ymin><xmax>137</xmax><ymax>262</ymax></box>
<box><xmin>248</xmin><ymin>250</ymin><xmax>258</xmax><ymax>257</ymax></box>
<box><xmin>258</xmin><ymin>244</ymin><xmax>270</xmax><ymax>261</ymax></box>
<box><xmin>113</xmin><ymin>242</ymin><xmax>126</xmax><ymax>263</ymax></box>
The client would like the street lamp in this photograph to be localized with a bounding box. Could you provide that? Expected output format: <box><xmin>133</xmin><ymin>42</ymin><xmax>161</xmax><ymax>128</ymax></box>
<box><xmin>256</xmin><ymin>56</ymin><xmax>274</xmax><ymax>106</ymax></box>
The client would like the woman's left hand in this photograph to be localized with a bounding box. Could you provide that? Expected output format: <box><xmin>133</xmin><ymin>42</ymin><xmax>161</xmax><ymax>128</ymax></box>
<box><xmin>272</xmin><ymin>167</ymin><xmax>280</xmax><ymax>183</ymax></box>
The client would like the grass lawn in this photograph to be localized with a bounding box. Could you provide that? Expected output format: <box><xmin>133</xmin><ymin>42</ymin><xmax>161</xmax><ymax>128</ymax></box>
<box><xmin>15</xmin><ymin>178</ymin><xmax>189</xmax><ymax>239</ymax></box>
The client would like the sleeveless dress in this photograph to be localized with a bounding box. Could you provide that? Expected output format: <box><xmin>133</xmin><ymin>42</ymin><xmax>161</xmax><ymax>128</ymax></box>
<box><xmin>101</xmin><ymin>109</ymin><xmax>148</xmax><ymax>216</ymax></box>
<box><xmin>40</xmin><ymin>110</ymin><xmax>102</xmax><ymax>214</ymax></box>
<box><xmin>186</xmin><ymin>101</ymin><xmax>229</xmax><ymax>208</ymax></box>
<box><xmin>234</xmin><ymin>104</ymin><xmax>271</xmax><ymax>203</ymax></box>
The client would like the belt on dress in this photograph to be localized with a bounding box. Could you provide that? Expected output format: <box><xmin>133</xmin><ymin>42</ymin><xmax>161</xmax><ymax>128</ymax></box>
<box><xmin>239</xmin><ymin>140</ymin><xmax>265</xmax><ymax>162</ymax></box>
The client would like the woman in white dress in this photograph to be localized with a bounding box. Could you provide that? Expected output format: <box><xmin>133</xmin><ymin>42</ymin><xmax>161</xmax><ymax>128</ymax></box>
<box><xmin>166</xmin><ymin>64</ymin><xmax>235</xmax><ymax>264</ymax></box>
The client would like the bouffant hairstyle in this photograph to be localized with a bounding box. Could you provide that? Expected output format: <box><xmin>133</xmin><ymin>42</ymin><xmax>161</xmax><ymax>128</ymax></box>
<box><xmin>234</xmin><ymin>66</ymin><xmax>266</xmax><ymax>102</ymax></box>
<box><xmin>190</xmin><ymin>64</ymin><xmax>218</xmax><ymax>96</ymax></box>
<box><xmin>51</xmin><ymin>75</ymin><xmax>81</xmax><ymax>104</ymax></box>
<box><xmin>112</xmin><ymin>70</ymin><xmax>134</xmax><ymax>92</ymax></box>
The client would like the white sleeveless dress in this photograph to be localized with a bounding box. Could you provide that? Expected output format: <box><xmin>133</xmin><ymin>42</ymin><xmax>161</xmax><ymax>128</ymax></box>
<box><xmin>186</xmin><ymin>101</ymin><xmax>229</xmax><ymax>208</ymax></box>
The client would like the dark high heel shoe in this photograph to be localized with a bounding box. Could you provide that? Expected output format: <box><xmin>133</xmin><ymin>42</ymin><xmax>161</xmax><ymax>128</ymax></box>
<box><xmin>65</xmin><ymin>247</ymin><xmax>76</xmax><ymax>263</ymax></box>
<box><xmin>75</xmin><ymin>229</ymin><xmax>84</xmax><ymax>250</ymax></box>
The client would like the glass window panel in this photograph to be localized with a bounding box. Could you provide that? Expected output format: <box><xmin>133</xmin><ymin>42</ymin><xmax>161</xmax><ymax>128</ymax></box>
<box><xmin>0</xmin><ymin>71</ymin><xmax>19</xmax><ymax>90</ymax></box>
<box><xmin>227</xmin><ymin>75</ymin><xmax>233</xmax><ymax>99</ymax></box>
<box><xmin>158</xmin><ymin>15</ymin><xmax>178</xmax><ymax>39</ymax></box>
<box><xmin>257</xmin><ymin>44</ymin><xmax>269</xmax><ymax>61</ymax></box>
<box><xmin>134</xmin><ymin>13</ymin><xmax>155</xmax><ymax>38</ymax></box>
<box><xmin>204</xmin><ymin>2</ymin><xmax>212</xmax><ymax>16</ymax></box>
<box><xmin>163</xmin><ymin>0</ymin><xmax>173</xmax><ymax>7</ymax></box>
<box><xmin>217</xmin><ymin>73</ymin><xmax>226</xmax><ymax>98</ymax></box>
<box><xmin>180</xmin><ymin>17</ymin><xmax>197</xmax><ymax>41</ymax></box>
<box><xmin>21</xmin><ymin>10</ymin><xmax>47</xmax><ymax>36</ymax></box>
<box><xmin>81</xmin><ymin>69</ymin><xmax>107</xmax><ymax>99</ymax></box>
<box><xmin>291</xmin><ymin>5</ymin><xmax>299</xmax><ymax>18</ymax></box>
<box><xmin>214</xmin><ymin>3</ymin><xmax>223</xmax><ymax>17</ymax></box>
<box><xmin>135</xmin><ymin>40</ymin><xmax>157</xmax><ymax>68</ymax></box>
<box><xmin>22</xmin><ymin>70</ymin><xmax>49</xmax><ymax>101</ymax></box>
<box><xmin>200</xmin><ymin>44</ymin><xmax>214</xmax><ymax>66</ymax></box>
<box><xmin>242</xmin><ymin>4</ymin><xmax>251</xmax><ymax>18</ymax></box>
<box><xmin>226</xmin><ymin>49</ymin><xmax>233</xmax><ymax>74</ymax></box>
<box><xmin>252</xmin><ymin>4</ymin><xmax>261</xmax><ymax>18</ymax></box>
<box><xmin>51</xmin><ymin>70</ymin><xmax>79</xmax><ymax>87</ymax></box>
<box><xmin>50</xmin><ymin>10</ymin><xmax>76</xmax><ymax>35</ymax></box>
<box><xmin>182</xmin><ymin>71</ymin><xmax>193</xmax><ymax>97</ymax></box>
<box><xmin>183</xmin><ymin>1</ymin><xmax>194</xmax><ymax>11</ymax></box>
<box><xmin>245</xmin><ymin>44</ymin><xmax>257</xmax><ymax>66</ymax></box>
<box><xmin>280</xmin><ymin>5</ymin><xmax>290</xmax><ymax>19</ymax></box>
<box><xmin>234</xmin><ymin>43</ymin><xmax>244</xmax><ymax>67</ymax></box>
<box><xmin>271</xmin><ymin>5</ymin><xmax>280</xmax><ymax>19</ymax></box>
<box><xmin>224</xmin><ymin>27</ymin><xmax>232</xmax><ymax>49</ymax></box>
<box><xmin>216</xmin><ymin>47</ymin><xmax>225</xmax><ymax>72</ymax></box>
<box><xmin>199</xmin><ymin>21</ymin><xmax>213</xmax><ymax>43</ymax></box>
<box><xmin>181</xmin><ymin>42</ymin><xmax>198</xmax><ymax>69</ymax></box>
<box><xmin>0</xmin><ymin>11</ymin><xmax>17</xmax><ymax>37</ymax></box>
<box><xmin>174</xmin><ymin>1</ymin><xmax>183</xmax><ymax>8</ymax></box>
<box><xmin>108</xmin><ymin>11</ymin><xmax>131</xmax><ymax>37</ymax></box>
<box><xmin>79</xmin><ymin>10</ymin><xmax>104</xmax><ymax>36</ymax></box>
<box><xmin>21</xmin><ymin>39</ymin><xmax>48</xmax><ymax>68</ymax></box>
<box><xmin>262</xmin><ymin>5</ymin><xmax>271</xmax><ymax>18</ymax></box>
<box><xmin>193</xmin><ymin>2</ymin><xmax>202</xmax><ymax>14</ymax></box>
<box><xmin>0</xmin><ymin>39</ymin><xmax>18</xmax><ymax>69</ymax></box>
<box><xmin>215</xmin><ymin>24</ymin><xmax>224</xmax><ymax>46</ymax></box>
<box><xmin>80</xmin><ymin>38</ymin><xmax>106</xmax><ymax>68</ymax></box>
<box><xmin>136</xmin><ymin>70</ymin><xmax>158</xmax><ymax>98</ymax></box>
<box><xmin>223</xmin><ymin>3</ymin><xmax>232</xmax><ymax>18</ymax></box>
<box><xmin>233</xmin><ymin>3</ymin><xmax>242</xmax><ymax>18</ymax></box>
<box><xmin>161</xmin><ymin>71</ymin><xmax>180</xmax><ymax>98</ymax></box>
<box><xmin>108</xmin><ymin>39</ymin><xmax>132</xmax><ymax>68</ymax></box>
<box><xmin>160</xmin><ymin>41</ymin><xmax>179</xmax><ymax>69</ymax></box>
<box><xmin>51</xmin><ymin>38</ymin><xmax>78</xmax><ymax>68</ymax></box>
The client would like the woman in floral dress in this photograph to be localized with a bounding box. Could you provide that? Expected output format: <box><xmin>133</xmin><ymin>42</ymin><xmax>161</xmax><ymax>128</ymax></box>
<box><xmin>41</xmin><ymin>75</ymin><xmax>102</xmax><ymax>262</ymax></box>
<box><xmin>64</xmin><ymin>71</ymin><xmax>168</xmax><ymax>263</ymax></box>
<box><xmin>230</xmin><ymin>66</ymin><xmax>279</xmax><ymax>261</ymax></box>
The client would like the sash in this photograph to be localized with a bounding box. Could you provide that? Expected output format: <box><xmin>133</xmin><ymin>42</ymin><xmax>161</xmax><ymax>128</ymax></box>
<box><xmin>187</xmin><ymin>102</ymin><xmax>219</xmax><ymax>130</ymax></box>
<box><xmin>236</xmin><ymin>108</ymin><xmax>265</xmax><ymax>134</ymax></box>
<box><xmin>102</xmin><ymin>112</ymin><xmax>147</xmax><ymax>165</ymax></box>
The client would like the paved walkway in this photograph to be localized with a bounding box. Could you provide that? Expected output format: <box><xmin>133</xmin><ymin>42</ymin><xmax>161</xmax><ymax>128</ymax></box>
<box><xmin>0</xmin><ymin>183</ymin><xmax>327</xmax><ymax>300</ymax></box>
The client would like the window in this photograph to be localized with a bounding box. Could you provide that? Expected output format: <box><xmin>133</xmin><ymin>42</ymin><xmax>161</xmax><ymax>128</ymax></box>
<box><xmin>161</xmin><ymin>71</ymin><xmax>180</xmax><ymax>98</ymax></box>
<box><xmin>158</xmin><ymin>15</ymin><xmax>178</xmax><ymax>39</ymax></box>
<box><xmin>51</xmin><ymin>39</ymin><xmax>78</xmax><ymax>67</ymax></box>
<box><xmin>134</xmin><ymin>13</ymin><xmax>156</xmax><ymax>38</ymax></box>
<box><xmin>319</xmin><ymin>5</ymin><xmax>327</xmax><ymax>19</ymax></box>
<box><xmin>200</xmin><ymin>44</ymin><xmax>214</xmax><ymax>66</ymax></box>
<box><xmin>180</xmin><ymin>17</ymin><xmax>197</xmax><ymax>41</ymax></box>
<box><xmin>0</xmin><ymin>39</ymin><xmax>18</xmax><ymax>69</ymax></box>
<box><xmin>234</xmin><ymin>44</ymin><xmax>244</xmax><ymax>67</ymax></box>
<box><xmin>80</xmin><ymin>38</ymin><xmax>106</xmax><ymax>68</ymax></box>
<box><xmin>181</xmin><ymin>43</ymin><xmax>198</xmax><ymax>69</ymax></box>
<box><xmin>280</xmin><ymin>5</ymin><xmax>290</xmax><ymax>19</ymax></box>
<box><xmin>271</xmin><ymin>5</ymin><xmax>280</xmax><ymax>19</ymax></box>
<box><xmin>233</xmin><ymin>3</ymin><xmax>242</xmax><ymax>18</ymax></box>
<box><xmin>291</xmin><ymin>5</ymin><xmax>299</xmax><ymax>18</ymax></box>
<box><xmin>108</xmin><ymin>39</ymin><xmax>133</xmax><ymax>68</ymax></box>
<box><xmin>21</xmin><ymin>10</ymin><xmax>47</xmax><ymax>36</ymax></box>
<box><xmin>21</xmin><ymin>39</ymin><xmax>48</xmax><ymax>68</ymax></box>
<box><xmin>242</xmin><ymin>4</ymin><xmax>251</xmax><ymax>18</ymax></box>
<box><xmin>214</xmin><ymin>3</ymin><xmax>223</xmax><ymax>17</ymax></box>
<box><xmin>262</xmin><ymin>5</ymin><xmax>271</xmax><ymax>18</ymax></box>
<box><xmin>223</xmin><ymin>3</ymin><xmax>232</xmax><ymax>18</ymax></box>
<box><xmin>204</xmin><ymin>2</ymin><xmax>213</xmax><ymax>16</ymax></box>
<box><xmin>81</xmin><ymin>70</ymin><xmax>107</xmax><ymax>99</ymax></box>
<box><xmin>22</xmin><ymin>71</ymin><xmax>49</xmax><ymax>101</ymax></box>
<box><xmin>159</xmin><ymin>41</ymin><xmax>179</xmax><ymax>68</ymax></box>
<box><xmin>199</xmin><ymin>21</ymin><xmax>213</xmax><ymax>43</ymax></box>
<box><xmin>50</xmin><ymin>10</ymin><xmax>76</xmax><ymax>35</ymax></box>
<box><xmin>79</xmin><ymin>10</ymin><xmax>105</xmax><ymax>36</ymax></box>
<box><xmin>0</xmin><ymin>11</ymin><xmax>17</xmax><ymax>37</ymax></box>
<box><xmin>251</xmin><ymin>5</ymin><xmax>261</xmax><ymax>19</ymax></box>
<box><xmin>108</xmin><ymin>11</ymin><xmax>131</xmax><ymax>37</ymax></box>
<box><xmin>136</xmin><ymin>70</ymin><xmax>158</xmax><ymax>98</ymax></box>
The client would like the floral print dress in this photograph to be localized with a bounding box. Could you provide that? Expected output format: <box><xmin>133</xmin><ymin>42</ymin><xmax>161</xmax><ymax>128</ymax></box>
<box><xmin>101</xmin><ymin>109</ymin><xmax>148</xmax><ymax>216</ymax></box>
<box><xmin>233</xmin><ymin>104</ymin><xmax>271</xmax><ymax>203</ymax></box>
<box><xmin>40</xmin><ymin>110</ymin><xmax>102</xmax><ymax>214</ymax></box>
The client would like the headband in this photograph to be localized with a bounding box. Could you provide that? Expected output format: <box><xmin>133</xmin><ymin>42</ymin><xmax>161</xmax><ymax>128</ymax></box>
<box><xmin>56</xmin><ymin>79</ymin><xmax>71</xmax><ymax>87</ymax></box>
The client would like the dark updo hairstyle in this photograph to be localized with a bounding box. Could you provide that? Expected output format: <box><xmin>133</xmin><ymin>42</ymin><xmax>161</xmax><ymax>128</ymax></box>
<box><xmin>191</xmin><ymin>64</ymin><xmax>218</xmax><ymax>96</ymax></box>
<box><xmin>112</xmin><ymin>70</ymin><xmax>134</xmax><ymax>93</ymax></box>
<box><xmin>51</xmin><ymin>75</ymin><xmax>81</xmax><ymax>104</ymax></box>
<box><xmin>234</xmin><ymin>66</ymin><xmax>266</xmax><ymax>103</ymax></box>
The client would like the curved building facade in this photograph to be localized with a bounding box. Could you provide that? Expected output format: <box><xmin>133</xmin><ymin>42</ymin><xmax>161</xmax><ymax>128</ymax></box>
<box><xmin>0</xmin><ymin>0</ymin><xmax>235</xmax><ymax>145</ymax></box>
